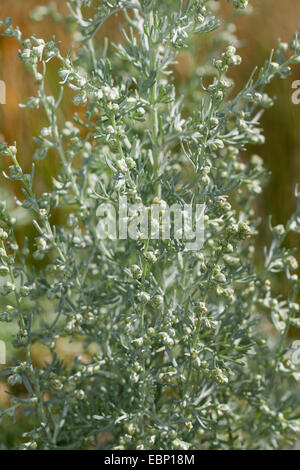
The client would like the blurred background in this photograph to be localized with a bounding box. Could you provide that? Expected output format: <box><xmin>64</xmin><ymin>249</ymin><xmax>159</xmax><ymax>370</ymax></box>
<box><xmin>0</xmin><ymin>0</ymin><xmax>299</xmax><ymax>447</ymax></box>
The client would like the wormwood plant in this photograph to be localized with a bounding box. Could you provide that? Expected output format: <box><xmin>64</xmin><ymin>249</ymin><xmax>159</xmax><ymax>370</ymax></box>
<box><xmin>0</xmin><ymin>0</ymin><xmax>300</xmax><ymax>450</ymax></box>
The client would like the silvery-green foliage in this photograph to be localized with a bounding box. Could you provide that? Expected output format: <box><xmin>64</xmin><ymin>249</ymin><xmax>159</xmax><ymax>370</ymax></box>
<box><xmin>0</xmin><ymin>0</ymin><xmax>300</xmax><ymax>450</ymax></box>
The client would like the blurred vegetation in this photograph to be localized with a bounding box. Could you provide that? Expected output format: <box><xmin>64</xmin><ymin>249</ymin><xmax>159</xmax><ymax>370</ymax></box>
<box><xmin>0</xmin><ymin>0</ymin><xmax>299</xmax><ymax>446</ymax></box>
<box><xmin>0</xmin><ymin>0</ymin><xmax>299</xmax><ymax>242</ymax></box>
